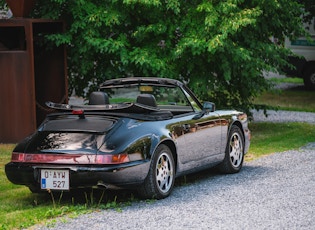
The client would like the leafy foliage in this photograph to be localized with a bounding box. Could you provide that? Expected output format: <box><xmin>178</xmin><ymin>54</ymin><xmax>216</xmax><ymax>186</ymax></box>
<box><xmin>1</xmin><ymin>0</ymin><xmax>314</xmax><ymax>111</ymax></box>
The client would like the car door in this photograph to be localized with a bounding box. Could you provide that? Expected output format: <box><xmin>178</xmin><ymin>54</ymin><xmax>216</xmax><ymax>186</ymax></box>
<box><xmin>156</xmin><ymin>85</ymin><xmax>224</xmax><ymax>169</ymax></box>
<box><xmin>175</xmin><ymin>110</ymin><xmax>223</xmax><ymax>166</ymax></box>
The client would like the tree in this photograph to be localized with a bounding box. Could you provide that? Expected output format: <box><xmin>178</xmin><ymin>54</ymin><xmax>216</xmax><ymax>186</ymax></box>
<box><xmin>1</xmin><ymin>0</ymin><xmax>314</xmax><ymax>112</ymax></box>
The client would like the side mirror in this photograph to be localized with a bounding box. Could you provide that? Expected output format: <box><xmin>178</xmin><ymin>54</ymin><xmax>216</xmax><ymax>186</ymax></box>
<box><xmin>203</xmin><ymin>102</ymin><xmax>215</xmax><ymax>112</ymax></box>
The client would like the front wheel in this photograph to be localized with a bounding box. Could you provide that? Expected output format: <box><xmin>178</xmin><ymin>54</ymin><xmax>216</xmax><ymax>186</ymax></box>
<box><xmin>218</xmin><ymin>125</ymin><xmax>244</xmax><ymax>174</ymax></box>
<box><xmin>138</xmin><ymin>144</ymin><xmax>175</xmax><ymax>199</ymax></box>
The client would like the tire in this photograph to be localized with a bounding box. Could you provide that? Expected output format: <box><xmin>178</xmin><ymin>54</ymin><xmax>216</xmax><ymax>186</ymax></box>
<box><xmin>303</xmin><ymin>64</ymin><xmax>315</xmax><ymax>90</ymax></box>
<box><xmin>138</xmin><ymin>144</ymin><xmax>175</xmax><ymax>199</ymax></box>
<box><xmin>218</xmin><ymin>125</ymin><xmax>244</xmax><ymax>174</ymax></box>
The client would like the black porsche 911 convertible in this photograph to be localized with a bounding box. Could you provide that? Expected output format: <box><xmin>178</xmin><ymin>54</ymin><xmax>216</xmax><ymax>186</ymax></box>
<box><xmin>5</xmin><ymin>77</ymin><xmax>250</xmax><ymax>199</ymax></box>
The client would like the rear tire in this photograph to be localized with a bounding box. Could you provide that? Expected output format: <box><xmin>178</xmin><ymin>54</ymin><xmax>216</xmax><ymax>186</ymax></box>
<box><xmin>303</xmin><ymin>64</ymin><xmax>315</xmax><ymax>90</ymax></box>
<box><xmin>138</xmin><ymin>144</ymin><xmax>175</xmax><ymax>199</ymax></box>
<box><xmin>218</xmin><ymin>125</ymin><xmax>244</xmax><ymax>174</ymax></box>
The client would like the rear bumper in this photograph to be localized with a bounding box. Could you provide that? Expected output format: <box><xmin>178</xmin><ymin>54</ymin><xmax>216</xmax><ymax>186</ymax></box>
<box><xmin>5</xmin><ymin>160</ymin><xmax>150</xmax><ymax>191</ymax></box>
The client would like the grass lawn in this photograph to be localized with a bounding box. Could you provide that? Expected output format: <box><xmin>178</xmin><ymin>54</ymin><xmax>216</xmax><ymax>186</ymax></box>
<box><xmin>246</xmin><ymin>122</ymin><xmax>315</xmax><ymax>161</ymax></box>
<box><xmin>255</xmin><ymin>89</ymin><xmax>315</xmax><ymax>112</ymax></box>
<box><xmin>0</xmin><ymin>145</ymin><xmax>57</xmax><ymax>229</ymax></box>
<box><xmin>255</xmin><ymin>78</ymin><xmax>315</xmax><ymax>112</ymax></box>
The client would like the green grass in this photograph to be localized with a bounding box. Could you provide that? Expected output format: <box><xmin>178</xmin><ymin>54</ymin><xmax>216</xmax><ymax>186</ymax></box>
<box><xmin>255</xmin><ymin>83</ymin><xmax>315</xmax><ymax>112</ymax></box>
<box><xmin>246</xmin><ymin>122</ymin><xmax>315</xmax><ymax>161</ymax></box>
<box><xmin>268</xmin><ymin>77</ymin><xmax>303</xmax><ymax>84</ymax></box>
<box><xmin>250</xmin><ymin>80</ymin><xmax>315</xmax><ymax>159</ymax></box>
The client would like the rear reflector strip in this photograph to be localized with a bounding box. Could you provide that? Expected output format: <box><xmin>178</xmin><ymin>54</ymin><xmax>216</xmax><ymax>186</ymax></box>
<box><xmin>11</xmin><ymin>152</ymin><xmax>129</xmax><ymax>165</ymax></box>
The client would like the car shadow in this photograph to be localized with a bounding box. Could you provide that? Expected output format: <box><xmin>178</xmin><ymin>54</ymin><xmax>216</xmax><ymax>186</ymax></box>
<box><xmin>31</xmin><ymin>163</ymin><xmax>272</xmax><ymax>206</ymax></box>
<box><xmin>173</xmin><ymin>163</ymin><xmax>272</xmax><ymax>189</ymax></box>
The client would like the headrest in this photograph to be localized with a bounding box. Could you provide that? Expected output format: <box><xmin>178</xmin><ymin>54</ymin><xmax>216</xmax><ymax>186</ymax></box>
<box><xmin>89</xmin><ymin>91</ymin><xmax>109</xmax><ymax>105</ymax></box>
<box><xmin>136</xmin><ymin>94</ymin><xmax>157</xmax><ymax>107</ymax></box>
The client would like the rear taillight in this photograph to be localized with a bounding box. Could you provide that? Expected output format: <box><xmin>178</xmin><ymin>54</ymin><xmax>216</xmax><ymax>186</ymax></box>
<box><xmin>11</xmin><ymin>152</ymin><xmax>25</xmax><ymax>162</ymax></box>
<box><xmin>95</xmin><ymin>154</ymin><xmax>130</xmax><ymax>164</ymax></box>
<box><xmin>72</xmin><ymin>109</ymin><xmax>84</xmax><ymax>115</ymax></box>
<box><xmin>72</xmin><ymin>109</ymin><xmax>85</xmax><ymax>118</ymax></box>
<box><xmin>11</xmin><ymin>152</ymin><xmax>130</xmax><ymax>164</ymax></box>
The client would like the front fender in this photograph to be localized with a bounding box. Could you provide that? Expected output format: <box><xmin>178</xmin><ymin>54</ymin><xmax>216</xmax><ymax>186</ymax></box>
<box><xmin>229</xmin><ymin>113</ymin><xmax>251</xmax><ymax>154</ymax></box>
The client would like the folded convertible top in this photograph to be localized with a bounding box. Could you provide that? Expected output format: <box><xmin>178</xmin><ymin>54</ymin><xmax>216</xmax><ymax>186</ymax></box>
<box><xmin>45</xmin><ymin>101</ymin><xmax>173</xmax><ymax>121</ymax></box>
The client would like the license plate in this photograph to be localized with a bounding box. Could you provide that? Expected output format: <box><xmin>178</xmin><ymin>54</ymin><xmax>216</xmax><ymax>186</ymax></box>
<box><xmin>40</xmin><ymin>169</ymin><xmax>70</xmax><ymax>190</ymax></box>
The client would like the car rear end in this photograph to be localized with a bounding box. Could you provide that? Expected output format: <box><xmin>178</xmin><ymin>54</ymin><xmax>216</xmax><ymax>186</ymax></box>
<box><xmin>5</xmin><ymin>111</ymin><xmax>149</xmax><ymax>192</ymax></box>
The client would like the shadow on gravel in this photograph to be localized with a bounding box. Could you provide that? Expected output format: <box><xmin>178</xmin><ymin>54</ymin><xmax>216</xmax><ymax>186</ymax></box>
<box><xmin>172</xmin><ymin>164</ymin><xmax>273</xmax><ymax>194</ymax></box>
<box><xmin>37</xmin><ymin>163</ymin><xmax>273</xmax><ymax>206</ymax></box>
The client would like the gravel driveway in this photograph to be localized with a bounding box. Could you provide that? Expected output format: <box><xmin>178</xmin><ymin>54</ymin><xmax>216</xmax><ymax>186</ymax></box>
<box><xmin>36</xmin><ymin>146</ymin><xmax>315</xmax><ymax>230</ymax></box>
<box><xmin>37</xmin><ymin>82</ymin><xmax>315</xmax><ymax>230</ymax></box>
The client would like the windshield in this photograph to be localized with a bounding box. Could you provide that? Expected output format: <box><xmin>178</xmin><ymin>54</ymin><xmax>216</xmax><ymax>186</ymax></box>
<box><xmin>102</xmin><ymin>84</ymin><xmax>195</xmax><ymax>111</ymax></box>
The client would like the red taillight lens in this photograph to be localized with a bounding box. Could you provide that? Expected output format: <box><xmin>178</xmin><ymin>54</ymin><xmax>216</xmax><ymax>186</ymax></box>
<box><xmin>72</xmin><ymin>109</ymin><xmax>84</xmax><ymax>115</ymax></box>
<box><xmin>11</xmin><ymin>152</ymin><xmax>130</xmax><ymax>165</ymax></box>
<box><xmin>12</xmin><ymin>152</ymin><xmax>25</xmax><ymax>161</ymax></box>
